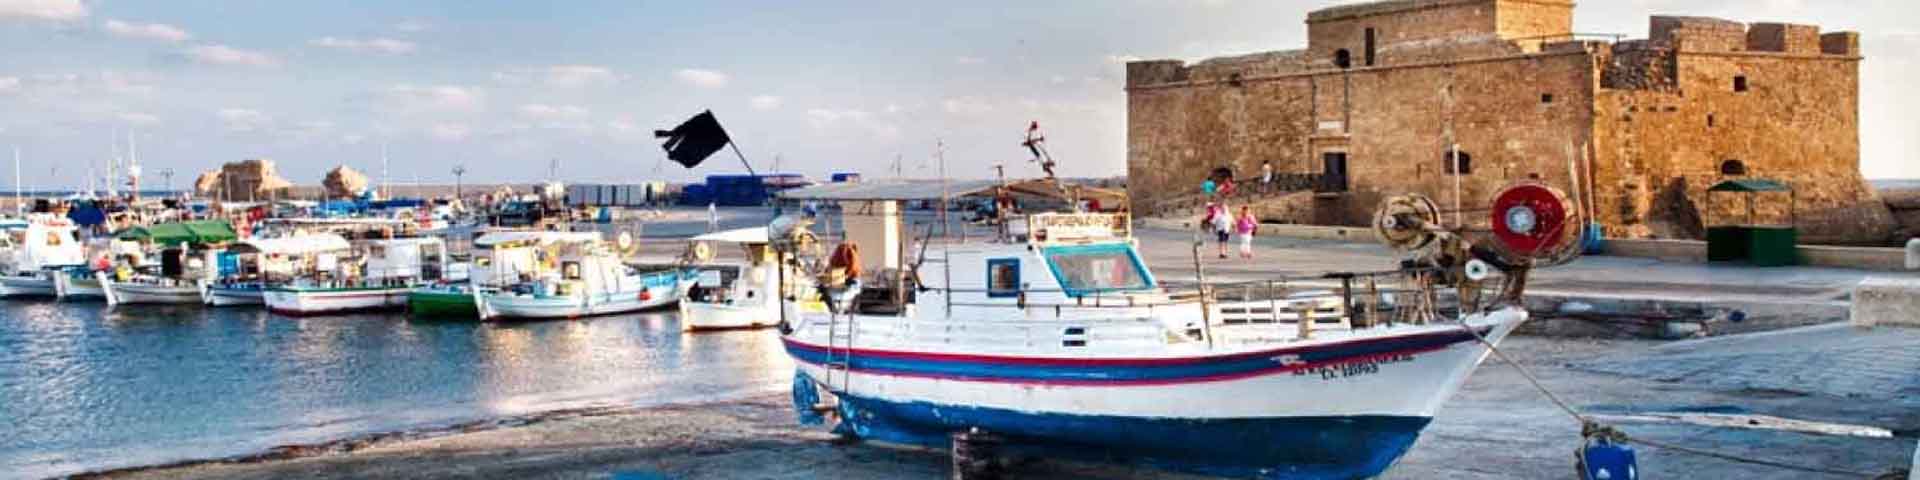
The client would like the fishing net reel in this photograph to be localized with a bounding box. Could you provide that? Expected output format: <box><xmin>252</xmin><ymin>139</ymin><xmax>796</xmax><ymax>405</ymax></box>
<box><xmin>1375</xmin><ymin>182</ymin><xmax>1582</xmax><ymax>311</ymax></box>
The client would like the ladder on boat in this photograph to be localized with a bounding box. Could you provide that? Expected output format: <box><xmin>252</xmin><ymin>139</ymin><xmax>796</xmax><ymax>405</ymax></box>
<box><xmin>824</xmin><ymin>309</ymin><xmax>855</xmax><ymax>395</ymax></box>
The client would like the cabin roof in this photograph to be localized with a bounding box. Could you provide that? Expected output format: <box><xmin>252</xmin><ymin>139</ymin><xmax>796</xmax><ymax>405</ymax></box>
<box><xmin>691</xmin><ymin>227</ymin><xmax>769</xmax><ymax>244</ymax></box>
<box><xmin>777</xmin><ymin>179</ymin><xmax>1001</xmax><ymax>201</ymax></box>
<box><xmin>474</xmin><ymin>231</ymin><xmax>601</xmax><ymax>247</ymax></box>
<box><xmin>232</xmin><ymin>234</ymin><xmax>351</xmax><ymax>255</ymax></box>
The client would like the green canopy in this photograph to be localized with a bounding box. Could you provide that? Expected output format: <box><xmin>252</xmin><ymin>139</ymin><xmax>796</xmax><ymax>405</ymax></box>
<box><xmin>1707</xmin><ymin>178</ymin><xmax>1790</xmax><ymax>193</ymax></box>
<box><xmin>115</xmin><ymin>220</ymin><xmax>239</xmax><ymax>245</ymax></box>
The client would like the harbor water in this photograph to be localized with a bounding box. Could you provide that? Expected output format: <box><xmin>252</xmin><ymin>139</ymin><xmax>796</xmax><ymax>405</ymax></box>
<box><xmin>0</xmin><ymin>302</ymin><xmax>792</xmax><ymax>479</ymax></box>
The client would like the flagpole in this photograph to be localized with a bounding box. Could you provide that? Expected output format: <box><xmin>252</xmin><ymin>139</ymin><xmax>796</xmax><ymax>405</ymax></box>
<box><xmin>726</xmin><ymin>141</ymin><xmax>757</xmax><ymax>178</ymax></box>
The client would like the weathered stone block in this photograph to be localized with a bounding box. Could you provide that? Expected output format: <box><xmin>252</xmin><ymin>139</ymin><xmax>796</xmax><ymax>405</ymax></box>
<box><xmin>1820</xmin><ymin>32</ymin><xmax>1859</xmax><ymax>56</ymax></box>
<box><xmin>1852</xmin><ymin>277</ymin><xmax>1920</xmax><ymax>328</ymax></box>
<box><xmin>1747</xmin><ymin>23</ymin><xmax>1820</xmax><ymax>54</ymax></box>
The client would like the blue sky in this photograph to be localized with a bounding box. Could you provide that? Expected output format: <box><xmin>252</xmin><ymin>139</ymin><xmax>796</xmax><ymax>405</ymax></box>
<box><xmin>0</xmin><ymin>0</ymin><xmax>1914</xmax><ymax>190</ymax></box>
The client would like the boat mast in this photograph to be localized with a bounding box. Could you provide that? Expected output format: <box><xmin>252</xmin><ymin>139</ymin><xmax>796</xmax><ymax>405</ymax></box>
<box><xmin>128</xmin><ymin>131</ymin><xmax>141</xmax><ymax>202</ymax></box>
<box><xmin>107</xmin><ymin>129</ymin><xmax>119</xmax><ymax>199</ymax></box>
<box><xmin>12</xmin><ymin>146</ymin><xmax>20</xmax><ymax>217</ymax></box>
<box><xmin>937</xmin><ymin>138</ymin><xmax>948</xmax><ymax>238</ymax></box>
<box><xmin>380</xmin><ymin>142</ymin><xmax>390</xmax><ymax>200</ymax></box>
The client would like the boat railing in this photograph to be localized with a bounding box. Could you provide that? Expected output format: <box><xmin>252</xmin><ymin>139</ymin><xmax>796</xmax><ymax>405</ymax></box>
<box><xmin>921</xmin><ymin>266</ymin><xmax>1508</xmax><ymax>340</ymax></box>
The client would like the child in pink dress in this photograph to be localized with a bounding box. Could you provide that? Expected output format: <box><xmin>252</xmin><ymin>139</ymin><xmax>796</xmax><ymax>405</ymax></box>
<box><xmin>1235</xmin><ymin>206</ymin><xmax>1259</xmax><ymax>259</ymax></box>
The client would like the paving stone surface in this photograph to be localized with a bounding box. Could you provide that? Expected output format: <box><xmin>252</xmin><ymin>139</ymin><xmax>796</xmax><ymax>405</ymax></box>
<box><xmin>1572</xmin><ymin>324</ymin><xmax>1920</xmax><ymax>406</ymax></box>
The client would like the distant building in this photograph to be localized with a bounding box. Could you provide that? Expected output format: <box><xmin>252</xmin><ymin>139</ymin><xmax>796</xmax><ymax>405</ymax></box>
<box><xmin>1126</xmin><ymin>0</ymin><xmax>1892</xmax><ymax>243</ymax></box>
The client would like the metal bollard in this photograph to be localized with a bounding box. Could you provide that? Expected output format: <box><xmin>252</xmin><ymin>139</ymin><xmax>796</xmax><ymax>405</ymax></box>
<box><xmin>1906</xmin><ymin>238</ymin><xmax>1919</xmax><ymax>270</ymax></box>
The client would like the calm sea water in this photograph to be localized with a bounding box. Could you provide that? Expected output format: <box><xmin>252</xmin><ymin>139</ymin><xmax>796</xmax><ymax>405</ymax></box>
<box><xmin>0</xmin><ymin>302</ymin><xmax>793</xmax><ymax>479</ymax></box>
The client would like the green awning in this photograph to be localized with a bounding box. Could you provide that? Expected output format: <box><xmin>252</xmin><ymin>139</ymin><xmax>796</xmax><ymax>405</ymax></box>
<box><xmin>1708</xmin><ymin>179</ymin><xmax>1790</xmax><ymax>193</ymax></box>
<box><xmin>115</xmin><ymin>220</ymin><xmax>239</xmax><ymax>245</ymax></box>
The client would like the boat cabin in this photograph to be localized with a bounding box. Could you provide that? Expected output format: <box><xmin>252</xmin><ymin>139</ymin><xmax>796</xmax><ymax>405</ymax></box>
<box><xmin>3</xmin><ymin>214</ymin><xmax>85</xmax><ymax>274</ymax></box>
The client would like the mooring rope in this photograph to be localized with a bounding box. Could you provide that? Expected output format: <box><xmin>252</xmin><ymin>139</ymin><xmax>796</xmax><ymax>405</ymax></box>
<box><xmin>1455</xmin><ymin>321</ymin><xmax>1900</xmax><ymax>478</ymax></box>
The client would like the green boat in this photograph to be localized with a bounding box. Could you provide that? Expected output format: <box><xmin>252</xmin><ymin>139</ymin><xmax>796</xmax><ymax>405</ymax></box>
<box><xmin>408</xmin><ymin>284</ymin><xmax>479</xmax><ymax>318</ymax></box>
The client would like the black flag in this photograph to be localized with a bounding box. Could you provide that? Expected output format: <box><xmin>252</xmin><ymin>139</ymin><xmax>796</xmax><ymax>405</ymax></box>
<box><xmin>654</xmin><ymin>110</ymin><xmax>732</xmax><ymax>168</ymax></box>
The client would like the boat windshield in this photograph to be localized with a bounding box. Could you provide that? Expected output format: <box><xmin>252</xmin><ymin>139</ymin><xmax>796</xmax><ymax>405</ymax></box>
<box><xmin>1041</xmin><ymin>244</ymin><xmax>1153</xmax><ymax>296</ymax></box>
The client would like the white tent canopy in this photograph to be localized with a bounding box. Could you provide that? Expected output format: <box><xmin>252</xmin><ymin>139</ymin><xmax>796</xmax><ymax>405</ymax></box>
<box><xmin>232</xmin><ymin>234</ymin><xmax>351</xmax><ymax>255</ymax></box>
<box><xmin>473</xmin><ymin>231</ymin><xmax>602</xmax><ymax>248</ymax></box>
<box><xmin>692</xmin><ymin>227</ymin><xmax>769</xmax><ymax>244</ymax></box>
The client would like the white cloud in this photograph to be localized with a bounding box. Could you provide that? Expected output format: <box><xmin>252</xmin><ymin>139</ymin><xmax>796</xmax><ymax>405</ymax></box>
<box><xmin>0</xmin><ymin>0</ymin><xmax>86</xmax><ymax>21</ymax></box>
<box><xmin>393</xmin><ymin>20</ymin><xmax>430</xmax><ymax>33</ymax></box>
<box><xmin>309</xmin><ymin>37</ymin><xmax>417</xmax><ymax>55</ymax></box>
<box><xmin>0</xmin><ymin>76</ymin><xmax>19</xmax><ymax>94</ymax></box>
<box><xmin>674</xmin><ymin>68</ymin><xmax>729</xmax><ymax>89</ymax></box>
<box><xmin>116</xmin><ymin>112</ymin><xmax>160</xmax><ymax>125</ymax></box>
<box><xmin>382</xmin><ymin>84</ymin><xmax>485</xmax><ymax>113</ymax></box>
<box><xmin>1105</xmin><ymin>54</ymin><xmax>1143</xmax><ymax>64</ymax></box>
<box><xmin>518</xmin><ymin>103</ymin><xmax>589</xmax><ymax>120</ymax></box>
<box><xmin>942</xmin><ymin>97</ymin><xmax>994</xmax><ymax>115</ymax></box>
<box><xmin>494</xmin><ymin>65</ymin><xmax>618</xmax><ymax>89</ymax></box>
<box><xmin>103</xmin><ymin>19</ymin><xmax>189</xmax><ymax>42</ymax></box>
<box><xmin>805</xmin><ymin>108</ymin><xmax>899</xmax><ymax>139</ymax></box>
<box><xmin>750</xmin><ymin>95</ymin><xmax>782</xmax><ymax>111</ymax></box>
<box><xmin>954</xmin><ymin>56</ymin><xmax>987</xmax><ymax>65</ymax></box>
<box><xmin>428</xmin><ymin>123</ymin><xmax>471</xmax><ymax>142</ymax></box>
<box><xmin>184</xmin><ymin>44</ymin><xmax>279</xmax><ymax>67</ymax></box>
<box><xmin>216</xmin><ymin>108</ymin><xmax>271</xmax><ymax>132</ymax></box>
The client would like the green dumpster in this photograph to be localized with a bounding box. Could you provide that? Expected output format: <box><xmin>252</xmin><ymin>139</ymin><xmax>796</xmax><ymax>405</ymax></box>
<box><xmin>1705</xmin><ymin>226</ymin><xmax>1748</xmax><ymax>262</ymax></box>
<box><xmin>1704</xmin><ymin>179</ymin><xmax>1797</xmax><ymax>267</ymax></box>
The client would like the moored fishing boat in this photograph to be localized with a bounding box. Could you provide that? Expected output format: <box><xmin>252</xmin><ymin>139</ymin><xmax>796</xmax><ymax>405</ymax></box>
<box><xmin>103</xmin><ymin>220</ymin><xmax>238</xmax><ymax>305</ymax></box>
<box><xmin>407</xmin><ymin>230</ymin><xmax>595</xmax><ymax>319</ymax></box>
<box><xmin>473</xmin><ymin>234</ymin><xmax>693</xmax><ymax>321</ymax></box>
<box><xmin>680</xmin><ymin>227</ymin><xmax>790</xmax><ymax>331</ymax></box>
<box><xmin>774</xmin><ymin>181</ymin><xmax>1582</xmax><ymax>478</ymax></box>
<box><xmin>204</xmin><ymin>233</ymin><xmax>348</xmax><ymax>307</ymax></box>
<box><xmin>1</xmin><ymin>215</ymin><xmax>86</xmax><ymax>298</ymax></box>
<box><xmin>263</xmin><ymin>236</ymin><xmax>450</xmax><ymax>316</ymax></box>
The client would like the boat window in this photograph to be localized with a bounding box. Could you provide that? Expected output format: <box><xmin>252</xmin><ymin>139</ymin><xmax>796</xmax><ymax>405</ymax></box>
<box><xmin>1042</xmin><ymin>245</ymin><xmax>1153</xmax><ymax>297</ymax></box>
<box><xmin>987</xmin><ymin>258</ymin><xmax>1020</xmax><ymax>298</ymax></box>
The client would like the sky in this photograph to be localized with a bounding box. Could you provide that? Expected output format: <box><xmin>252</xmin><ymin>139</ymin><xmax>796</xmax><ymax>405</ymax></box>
<box><xmin>0</xmin><ymin>0</ymin><xmax>1915</xmax><ymax>191</ymax></box>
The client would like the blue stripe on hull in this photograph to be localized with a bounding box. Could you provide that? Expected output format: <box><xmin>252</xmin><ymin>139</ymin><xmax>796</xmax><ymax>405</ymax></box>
<box><xmin>834</xmin><ymin>394</ymin><xmax>1428</xmax><ymax>480</ymax></box>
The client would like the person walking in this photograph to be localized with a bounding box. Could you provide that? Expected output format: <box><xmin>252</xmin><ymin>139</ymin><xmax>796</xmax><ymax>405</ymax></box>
<box><xmin>1235</xmin><ymin>206</ymin><xmax>1259</xmax><ymax>259</ymax></box>
<box><xmin>1202</xmin><ymin>200</ymin><xmax>1232</xmax><ymax>259</ymax></box>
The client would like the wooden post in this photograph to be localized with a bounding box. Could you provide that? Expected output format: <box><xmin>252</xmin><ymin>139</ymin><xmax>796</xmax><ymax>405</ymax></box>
<box><xmin>1297</xmin><ymin>303</ymin><xmax>1313</xmax><ymax>340</ymax></box>
<box><xmin>1192</xmin><ymin>234</ymin><xmax>1215</xmax><ymax>348</ymax></box>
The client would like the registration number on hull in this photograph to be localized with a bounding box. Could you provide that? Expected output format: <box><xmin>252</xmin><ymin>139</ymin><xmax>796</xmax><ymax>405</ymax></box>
<box><xmin>1294</xmin><ymin>354</ymin><xmax>1415</xmax><ymax>380</ymax></box>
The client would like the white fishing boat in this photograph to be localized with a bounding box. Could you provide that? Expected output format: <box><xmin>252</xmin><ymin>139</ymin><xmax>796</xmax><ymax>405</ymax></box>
<box><xmin>262</xmin><ymin>236</ymin><xmax>450</xmax><ymax>316</ymax></box>
<box><xmin>200</xmin><ymin>234</ymin><xmax>310</xmax><ymax>307</ymax></box>
<box><xmin>409</xmin><ymin>230</ymin><xmax>597</xmax><ymax>319</ymax></box>
<box><xmin>680</xmin><ymin>227</ymin><xmax>789</xmax><ymax>331</ymax></box>
<box><xmin>775</xmin><ymin>182</ymin><xmax>1580</xmax><ymax>478</ymax></box>
<box><xmin>102</xmin><ymin>220</ymin><xmax>239</xmax><ymax>305</ymax></box>
<box><xmin>473</xmin><ymin>234</ymin><xmax>693</xmax><ymax>321</ymax></box>
<box><xmin>0</xmin><ymin>215</ymin><xmax>86</xmax><ymax>298</ymax></box>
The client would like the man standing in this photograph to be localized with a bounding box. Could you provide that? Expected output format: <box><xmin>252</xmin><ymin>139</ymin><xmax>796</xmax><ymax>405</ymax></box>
<box><xmin>1261</xmin><ymin>160</ymin><xmax>1274</xmax><ymax>193</ymax></box>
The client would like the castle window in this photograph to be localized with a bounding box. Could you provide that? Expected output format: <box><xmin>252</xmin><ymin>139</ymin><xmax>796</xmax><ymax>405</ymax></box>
<box><xmin>1720</xmin><ymin>160</ymin><xmax>1747</xmax><ymax>176</ymax></box>
<box><xmin>1541</xmin><ymin>93</ymin><xmax>1554</xmax><ymax>104</ymax></box>
<box><xmin>1444</xmin><ymin>151</ymin><xmax>1473</xmax><ymax>175</ymax></box>
<box><xmin>1364</xmin><ymin>28</ymin><xmax>1377</xmax><ymax>66</ymax></box>
<box><xmin>1733</xmin><ymin>75</ymin><xmax>1748</xmax><ymax>92</ymax></box>
<box><xmin>1707</xmin><ymin>114</ymin><xmax>1716</xmax><ymax>128</ymax></box>
<box><xmin>1334</xmin><ymin>49</ymin><xmax>1352</xmax><ymax>69</ymax></box>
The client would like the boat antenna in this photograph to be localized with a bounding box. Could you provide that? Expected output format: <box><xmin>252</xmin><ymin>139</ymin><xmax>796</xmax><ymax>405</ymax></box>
<box><xmin>108</xmin><ymin>128</ymin><xmax>119</xmax><ymax>199</ymax></box>
<box><xmin>937</xmin><ymin>138</ymin><xmax>948</xmax><ymax>238</ymax></box>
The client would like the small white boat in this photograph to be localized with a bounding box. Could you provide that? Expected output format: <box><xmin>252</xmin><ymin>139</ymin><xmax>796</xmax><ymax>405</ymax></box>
<box><xmin>475</xmin><ymin>235</ymin><xmax>693</xmax><ymax>321</ymax></box>
<box><xmin>264</xmin><ymin>236</ymin><xmax>450</xmax><ymax>316</ymax></box>
<box><xmin>52</xmin><ymin>267</ymin><xmax>110</xmax><ymax>301</ymax></box>
<box><xmin>0</xmin><ymin>215</ymin><xmax>85</xmax><ymax>298</ymax></box>
<box><xmin>203</xmin><ymin>281</ymin><xmax>265</xmax><ymax>307</ymax></box>
<box><xmin>680</xmin><ymin>228</ymin><xmax>789</xmax><ymax>331</ymax></box>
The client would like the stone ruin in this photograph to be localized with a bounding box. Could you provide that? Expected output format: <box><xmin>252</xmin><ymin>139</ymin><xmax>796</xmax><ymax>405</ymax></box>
<box><xmin>194</xmin><ymin>159</ymin><xmax>294</xmax><ymax>201</ymax></box>
<box><xmin>322</xmin><ymin>165</ymin><xmax>371</xmax><ymax>199</ymax></box>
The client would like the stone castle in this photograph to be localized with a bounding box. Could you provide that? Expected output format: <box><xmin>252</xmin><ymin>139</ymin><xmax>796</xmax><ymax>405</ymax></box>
<box><xmin>1125</xmin><ymin>0</ymin><xmax>1895</xmax><ymax>244</ymax></box>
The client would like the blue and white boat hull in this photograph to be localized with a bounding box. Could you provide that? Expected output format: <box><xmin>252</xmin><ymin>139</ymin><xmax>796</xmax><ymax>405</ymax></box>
<box><xmin>784</xmin><ymin>308</ymin><xmax>1525</xmax><ymax>479</ymax></box>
